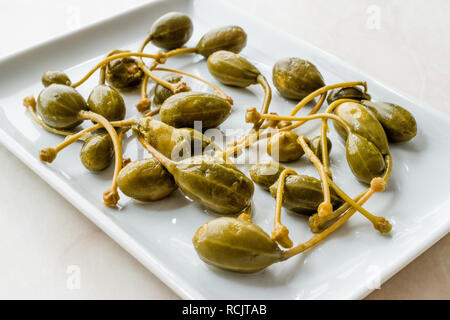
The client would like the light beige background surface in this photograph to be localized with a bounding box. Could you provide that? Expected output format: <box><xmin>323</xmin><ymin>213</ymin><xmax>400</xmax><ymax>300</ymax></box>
<box><xmin>0</xmin><ymin>0</ymin><xmax>448</xmax><ymax>299</ymax></box>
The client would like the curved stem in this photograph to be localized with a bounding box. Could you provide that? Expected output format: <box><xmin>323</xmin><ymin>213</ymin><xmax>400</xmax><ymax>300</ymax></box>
<box><xmin>289</xmin><ymin>81</ymin><xmax>366</xmax><ymax>116</ymax></box>
<box><xmin>71</xmin><ymin>52</ymin><xmax>159</xmax><ymax>88</ymax></box>
<box><xmin>271</xmin><ymin>168</ymin><xmax>296</xmax><ymax>248</ymax></box>
<box><xmin>258</xmin><ymin>112</ymin><xmax>353</xmax><ymax>135</ymax></box>
<box><xmin>309</xmin><ymin>154</ymin><xmax>393</xmax><ymax>232</ymax></box>
<box><xmin>135</xmin><ymin>132</ymin><xmax>176</xmax><ymax>172</ymax></box>
<box><xmin>154</xmin><ymin>67</ymin><xmax>232</xmax><ymax>104</ymax></box>
<box><xmin>281</xmin><ymin>185</ymin><xmax>376</xmax><ymax>261</ymax></box>
<box><xmin>78</xmin><ymin>111</ymin><xmax>123</xmax><ymax>206</ymax></box>
<box><xmin>165</xmin><ymin>47</ymin><xmax>197</xmax><ymax>58</ymax></box>
<box><xmin>136</xmin><ymin>34</ymin><xmax>153</xmax><ymax>111</ymax></box>
<box><xmin>23</xmin><ymin>97</ymin><xmax>89</xmax><ymax>139</ymax></box>
<box><xmin>297</xmin><ymin>136</ymin><xmax>333</xmax><ymax>218</ymax></box>
<box><xmin>318</xmin><ymin>98</ymin><xmax>358</xmax><ymax>175</ymax></box>
<box><xmin>99</xmin><ymin>49</ymin><xmax>128</xmax><ymax>85</ymax></box>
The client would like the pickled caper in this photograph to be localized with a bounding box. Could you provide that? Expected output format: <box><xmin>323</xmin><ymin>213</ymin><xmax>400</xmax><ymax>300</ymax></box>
<box><xmin>207</xmin><ymin>50</ymin><xmax>260</xmax><ymax>87</ymax></box>
<box><xmin>249</xmin><ymin>160</ymin><xmax>285</xmax><ymax>190</ymax></box>
<box><xmin>269</xmin><ymin>174</ymin><xmax>343</xmax><ymax>215</ymax></box>
<box><xmin>361</xmin><ymin>100</ymin><xmax>417</xmax><ymax>143</ymax></box>
<box><xmin>87</xmin><ymin>84</ymin><xmax>126</xmax><ymax>121</ymax></box>
<box><xmin>346</xmin><ymin>133</ymin><xmax>386</xmax><ymax>184</ymax></box>
<box><xmin>105</xmin><ymin>57</ymin><xmax>144</xmax><ymax>89</ymax></box>
<box><xmin>327</xmin><ymin>87</ymin><xmax>371</xmax><ymax>105</ymax></box>
<box><xmin>308</xmin><ymin>136</ymin><xmax>332</xmax><ymax>159</ymax></box>
<box><xmin>196</xmin><ymin>26</ymin><xmax>247</xmax><ymax>58</ymax></box>
<box><xmin>132</xmin><ymin>117</ymin><xmax>213</xmax><ymax>160</ymax></box>
<box><xmin>267</xmin><ymin>131</ymin><xmax>304</xmax><ymax>162</ymax></box>
<box><xmin>334</xmin><ymin>101</ymin><xmax>389</xmax><ymax>155</ymax></box>
<box><xmin>272</xmin><ymin>57</ymin><xmax>325</xmax><ymax>100</ymax></box>
<box><xmin>36</xmin><ymin>84</ymin><xmax>87</xmax><ymax>129</ymax></box>
<box><xmin>150</xmin><ymin>12</ymin><xmax>193</xmax><ymax>50</ymax></box>
<box><xmin>159</xmin><ymin>91</ymin><xmax>231</xmax><ymax>129</ymax></box>
<box><xmin>193</xmin><ymin>217</ymin><xmax>282</xmax><ymax>273</ymax></box>
<box><xmin>41</xmin><ymin>70</ymin><xmax>71</xmax><ymax>87</ymax></box>
<box><xmin>118</xmin><ymin>157</ymin><xmax>177</xmax><ymax>202</ymax></box>
<box><xmin>153</xmin><ymin>73</ymin><xmax>183</xmax><ymax>105</ymax></box>
<box><xmin>80</xmin><ymin>132</ymin><xmax>114</xmax><ymax>172</ymax></box>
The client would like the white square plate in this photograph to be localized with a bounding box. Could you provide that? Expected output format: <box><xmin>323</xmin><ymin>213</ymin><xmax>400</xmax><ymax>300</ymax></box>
<box><xmin>0</xmin><ymin>0</ymin><xmax>449</xmax><ymax>299</ymax></box>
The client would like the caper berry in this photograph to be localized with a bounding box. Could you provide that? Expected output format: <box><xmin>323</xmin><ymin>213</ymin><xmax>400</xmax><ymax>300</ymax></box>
<box><xmin>159</xmin><ymin>91</ymin><xmax>232</xmax><ymax>129</ymax></box>
<box><xmin>41</xmin><ymin>70</ymin><xmax>71</xmax><ymax>87</ymax></box>
<box><xmin>36</xmin><ymin>84</ymin><xmax>87</xmax><ymax>129</ymax></box>
<box><xmin>272</xmin><ymin>57</ymin><xmax>325</xmax><ymax>100</ymax></box>
<box><xmin>249</xmin><ymin>160</ymin><xmax>285</xmax><ymax>190</ymax></box>
<box><xmin>153</xmin><ymin>73</ymin><xmax>183</xmax><ymax>105</ymax></box>
<box><xmin>87</xmin><ymin>84</ymin><xmax>126</xmax><ymax>121</ymax></box>
<box><xmin>207</xmin><ymin>50</ymin><xmax>260</xmax><ymax>87</ymax></box>
<box><xmin>327</xmin><ymin>87</ymin><xmax>371</xmax><ymax>105</ymax></box>
<box><xmin>361</xmin><ymin>100</ymin><xmax>417</xmax><ymax>143</ymax></box>
<box><xmin>80</xmin><ymin>132</ymin><xmax>114</xmax><ymax>172</ymax></box>
<box><xmin>150</xmin><ymin>12</ymin><xmax>193</xmax><ymax>50</ymax></box>
<box><xmin>267</xmin><ymin>131</ymin><xmax>304</xmax><ymax>162</ymax></box>
<box><xmin>105</xmin><ymin>57</ymin><xmax>144</xmax><ymax>89</ymax></box>
<box><xmin>193</xmin><ymin>217</ymin><xmax>282</xmax><ymax>273</ymax></box>
<box><xmin>118</xmin><ymin>158</ymin><xmax>177</xmax><ymax>202</ymax></box>
<box><xmin>196</xmin><ymin>26</ymin><xmax>247</xmax><ymax>58</ymax></box>
<box><xmin>269</xmin><ymin>174</ymin><xmax>343</xmax><ymax>215</ymax></box>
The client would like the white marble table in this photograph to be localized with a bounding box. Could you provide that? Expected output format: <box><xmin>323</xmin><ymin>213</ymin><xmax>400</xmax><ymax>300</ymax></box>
<box><xmin>0</xmin><ymin>0</ymin><xmax>448</xmax><ymax>299</ymax></box>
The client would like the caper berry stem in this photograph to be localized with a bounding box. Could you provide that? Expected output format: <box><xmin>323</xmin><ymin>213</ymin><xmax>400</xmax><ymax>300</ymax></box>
<box><xmin>79</xmin><ymin>111</ymin><xmax>123</xmax><ymax>206</ymax></box>
<box><xmin>99</xmin><ymin>49</ymin><xmax>129</xmax><ymax>85</ymax></box>
<box><xmin>247</xmin><ymin>110</ymin><xmax>353</xmax><ymax>135</ymax></box>
<box><xmin>23</xmin><ymin>96</ymin><xmax>89</xmax><ymax>139</ymax></box>
<box><xmin>155</xmin><ymin>67</ymin><xmax>232</xmax><ymax>104</ymax></box>
<box><xmin>297</xmin><ymin>136</ymin><xmax>333</xmax><ymax>218</ymax></box>
<box><xmin>281</xmin><ymin>177</ymin><xmax>383</xmax><ymax>261</ymax></box>
<box><xmin>136</xmin><ymin>34</ymin><xmax>155</xmax><ymax>112</ymax></box>
<box><xmin>165</xmin><ymin>47</ymin><xmax>197</xmax><ymax>58</ymax></box>
<box><xmin>309</xmin><ymin>154</ymin><xmax>393</xmax><ymax>232</ymax></box>
<box><xmin>71</xmin><ymin>52</ymin><xmax>159</xmax><ymax>88</ymax></box>
<box><xmin>289</xmin><ymin>81</ymin><xmax>367</xmax><ymax>117</ymax></box>
<box><xmin>272</xmin><ymin>168</ymin><xmax>296</xmax><ymax>248</ymax></box>
<box><xmin>135</xmin><ymin>132</ymin><xmax>176</xmax><ymax>172</ymax></box>
<box><xmin>223</xmin><ymin>93</ymin><xmax>326</xmax><ymax>158</ymax></box>
<box><xmin>302</xmin><ymin>139</ymin><xmax>392</xmax><ymax>233</ymax></box>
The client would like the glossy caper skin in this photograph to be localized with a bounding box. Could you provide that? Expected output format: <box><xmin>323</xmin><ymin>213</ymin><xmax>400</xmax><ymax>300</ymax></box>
<box><xmin>118</xmin><ymin>158</ymin><xmax>177</xmax><ymax>202</ymax></box>
<box><xmin>133</xmin><ymin>118</ymin><xmax>213</xmax><ymax>160</ymax></box>
<box><xmin>327</xmin><ymin>87</ymin><xmax>371</xmax><ymax>105</ymax></box>
<box><xmin>193</xmin><ymin>217</ymin><xmax>282</xmax><ymax>273</ymax></box>
<box><xmin>170</xmin><ymin>155</ymin><xmax>254</xmax><ymax>215</ymax></box>
<box><xmin>346</xmin><ymin>133</ymin><xmax>385</xmax><ymax>184</ymax></box>
<box><xmin>361</xmin><ymin>100</ymin><xmax>417</xmax><ymax>143</ymax></box>
<box><xmin>150</xmin><ymin>12</ymin><xmax>193</xmax><ymax>50</ymax></box>
<box><xmin>267</xmin><ymin>131</ymin><xmax>304</xmax><ymax>163</ymax></box>
<box><xmin>80</xmin><ymin>132</ymin><xmax>113</xmax><ymax>172</ymax></box>
<box><xmin>87</xmin><ymin>85</ymin><xmax>126</xmax><ymax>121</ymax></box>
<box><xmin>105</xmin><ymin>57</ymin><xmax>144</xmax><ymax>89</ymax></box>
<box><xmin>153</xmin><ymin>73</ymin><xmax>183</xmax><ymax>105</ymax></box>
<box><xmin>36</xmin><ymin>84</ymin><xmax>87</xmax><ymax>129</ymax></box>
<box><xmin>41</xmin><ymin>70</ymin><xmax>71</xmax><ymax>87</ymax></box>
<box><xmin>272</xmin><ymin>57</ymin><xmax>325</xmax><ymax>100</ymax></box>
<box><xmin>249</xmin><ymin>160</ymin><xmax>285</xmax><ymax>190</ymax></box>
<box><xmin>207</xmin><ymin>50</ymin><xmax>260</xmax><ymax>87</ymax></box>
<box><xmin>308</xmin><ymin>136</ymin><xmax>332</xmax><ymax>159</ymax></box>
<box><xmin>270</xmin><ymin>174</ymin><xmax>343</xmax><ymax>215</ymax></box>
<box><xmin>334</xmin><ymin>101</ymin><xmax>389</xmax><ymax>155</ymax></box>
<box><xmin>160</xmin><ymin>92</ymin><xmax>232</xmax><ymax>129</ymax></box>
<box><xmin>196</xmin><ymin>26</ymin><xmax>247</xmax><ymax>58</ymax></box>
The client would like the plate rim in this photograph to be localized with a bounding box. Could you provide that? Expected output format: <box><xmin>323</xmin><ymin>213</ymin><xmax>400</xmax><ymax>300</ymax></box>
<box><xmin>0</xmin><ymin>0</ymin><xmax>449</xmax><ymax>300</ymax></box>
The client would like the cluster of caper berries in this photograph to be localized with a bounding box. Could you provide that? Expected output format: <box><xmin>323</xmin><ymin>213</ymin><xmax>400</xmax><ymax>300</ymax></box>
<box><xmin>22</xmin><ymin>11</ymin><xmax>417</xmax><ymax>275</ymax></box>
